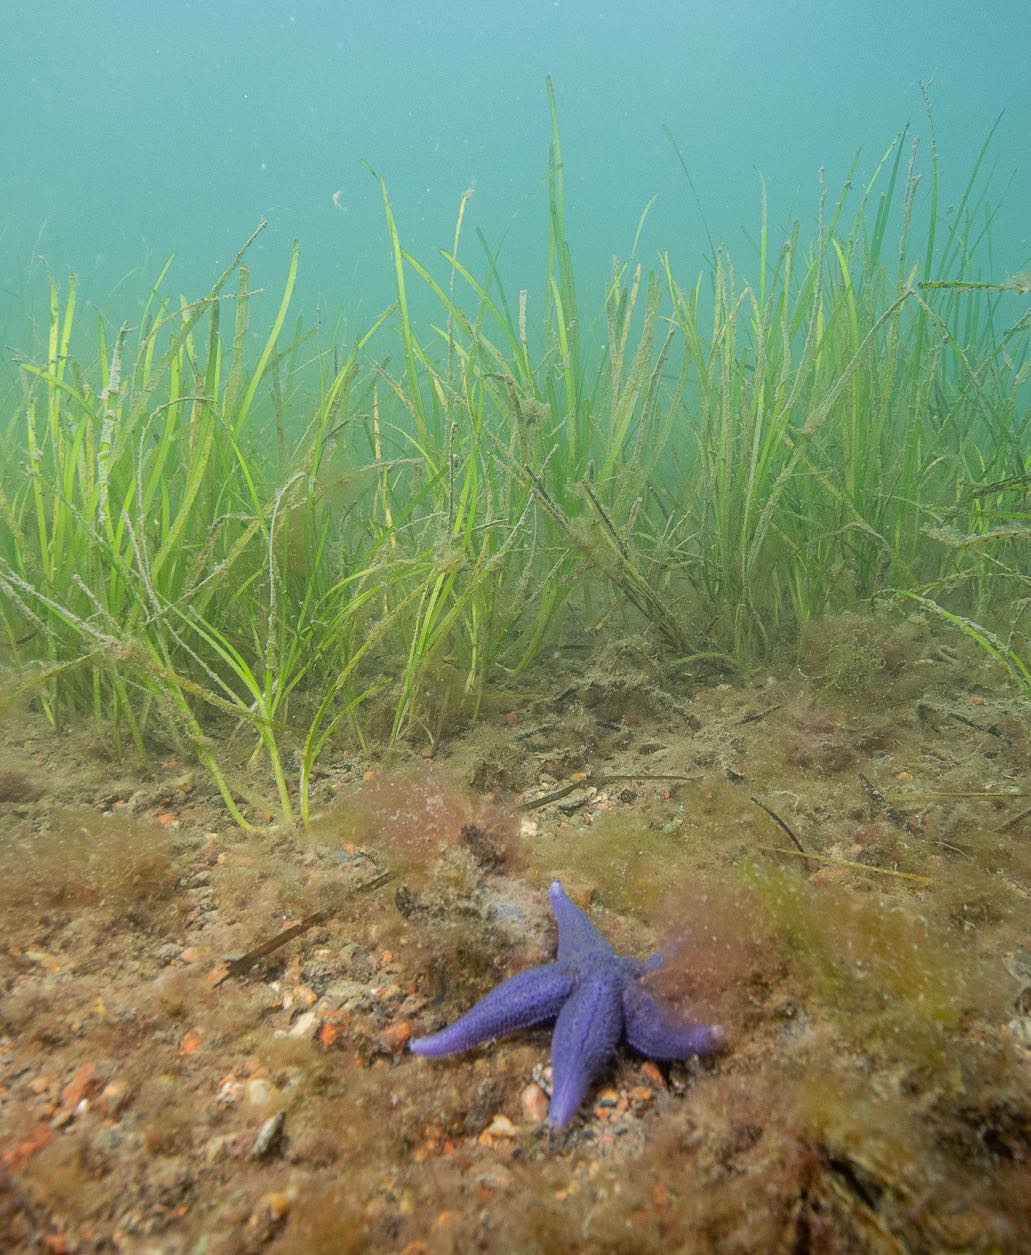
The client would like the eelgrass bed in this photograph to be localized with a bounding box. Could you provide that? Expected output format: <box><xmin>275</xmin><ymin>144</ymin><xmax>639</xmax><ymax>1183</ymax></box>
<box><xmin>1</xmin><ymin>83</ymin><xmax>1028</xmax><ymax>826</ymax></box>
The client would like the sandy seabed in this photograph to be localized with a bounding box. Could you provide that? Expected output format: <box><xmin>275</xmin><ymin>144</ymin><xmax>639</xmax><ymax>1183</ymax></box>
<box><xmin>2</xmin><ymin>618</ymin><xmax>1030</xmax><ymax>1254</ymax></box>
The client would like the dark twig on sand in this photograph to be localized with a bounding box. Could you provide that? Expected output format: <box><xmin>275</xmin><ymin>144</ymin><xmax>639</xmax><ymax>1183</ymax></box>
<box><xmin>735</xmin><ymin>703</ymin><xmax>782</xmax><ymax>725</ymax></box>
<box><xmin>947</xmin><ymin>710</ymin><xmax>1008</xmax><ymax>740</ymax></box>
<box><xmin>750</xmin><ymin>795</ymin><xmax>807</xmax><ymax>854</ymax></box>
<box><xmin>210</xmin><ymin>870</ymin><xmax>392</xmax><ymax>988</ymax></box>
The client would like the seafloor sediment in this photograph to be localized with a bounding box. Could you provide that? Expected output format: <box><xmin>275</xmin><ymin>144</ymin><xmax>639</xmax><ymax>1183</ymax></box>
<box><xmin>1</xmin><ymin>617</ymin><xmax>1030</xmax><ymax>1254</ymax></box>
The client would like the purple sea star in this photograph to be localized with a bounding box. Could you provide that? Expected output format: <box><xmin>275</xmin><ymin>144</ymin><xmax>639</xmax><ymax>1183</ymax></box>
<box><xmin>410</xmin><ymin>879</ymin><xmax>724</xmax><ymax>1127</ymax></box>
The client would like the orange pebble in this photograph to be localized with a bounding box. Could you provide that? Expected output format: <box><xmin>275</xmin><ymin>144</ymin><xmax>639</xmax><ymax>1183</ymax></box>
<box><xmin>317</xmin><ymin>1021</ymin><xmax>342</xmax><ymax>1049</ymax></box>
<box><xmin>180</xmin><ymin>1030</ymin><xmax>202</xmax><ymax>1055</ymax></box>
<box><xmin>13</xmin><ymin>1124</ymin><xmax>53</xmax><ymax>1165</ymax></box>
<box><xmin>640</xmin><ymin>1061</ymin><xmax>665</xmax><ymax>1088</ymax></box>
<box><xmin>61</xmin><ymin>1062</ymin><xmax>102</xmax><ymax>1110</ymax></box>
<box><xmin>381</xmin><ymin>1019</ymin><xmax>412</xmax><ymax>1052</ymax></box>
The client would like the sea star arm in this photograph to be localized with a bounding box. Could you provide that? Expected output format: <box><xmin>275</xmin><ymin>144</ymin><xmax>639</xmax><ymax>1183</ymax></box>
<box><xmin>410</xmin><ymin>963</ymin><xmax>574</xmax><ymax>1057</ymax></box>
<box><xmin>621</xmin><ymin>981</ymin><xmax>724</xmax><ymax>1059</ymax></box>
<box><xmin>548</xmin><ymin>973</ymin><xmax>624</xmax><ymax>1126</ymax></box>
<box><xmin>549</xmin><ymin>879</ymin><xmax>614</xmax><ymax>962</ymax></box>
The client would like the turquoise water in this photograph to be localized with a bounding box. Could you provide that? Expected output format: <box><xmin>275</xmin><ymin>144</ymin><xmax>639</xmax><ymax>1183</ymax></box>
<box><xmin>2</xmin><ymin>0</ymin><xmax>1029</xmax><ymax>352</ymax></box>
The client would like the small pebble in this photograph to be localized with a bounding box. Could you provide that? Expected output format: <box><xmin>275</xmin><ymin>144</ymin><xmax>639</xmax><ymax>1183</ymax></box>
<box><xmin>520</xmin><ymin>1082</ymin><xmax>549</xmax><ymax>1124</ymax></box>
<box><xmin>380</xmin><ymin>1019</ymin><xmax>412</xmax><ymax>1052</ymax></box>
<box><xmin>245</xmin><ymin>1078</ymin><xmax>278</xmax><ymax>1108</ymax></box>
<box><xmin>284</xmin><ymin>985</ymin><xmax>318</xmax><ymax>1011</ymax></box>
<box><xmin>250</xmin><ymin>1190</ymin><xmax>294</xmax><ymax>1224</ymax></box>
<box><xmin>640</xmin><ymin>1061</ymin><xmax>665</xmax><ymax>1088</ymax></box>
<box><xmin>479</xmin><ymin>1113</ymin><xmax>518</xmax><ymax>1145</ymax></box>
<box><xmin>61</xmin><ymin>1063</ymin><xmax>101</xmax><ymax>1111</ymax></box>
<box><xmin>98</xmin><ymin>1081</ymin><xmax>131</xmax><ymax>1117</ymax></box>
<box><xmin>249</xmin><ymin>1110</ymin><xmax>286</xmax><ymax>1159</ymax></box>
<box><xmin>288</xmin><ymin>1010</ymin><xmax>319</xmax><ymax>1040</ymax></box>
